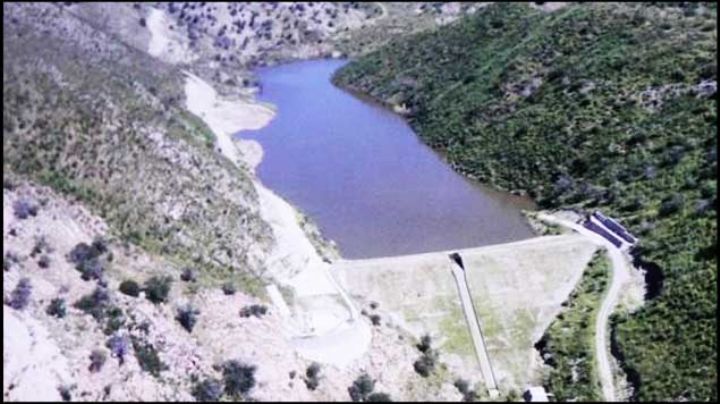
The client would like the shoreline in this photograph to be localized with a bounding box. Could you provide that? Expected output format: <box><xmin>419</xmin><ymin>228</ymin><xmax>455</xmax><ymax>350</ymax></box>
<box><xmin>182</xmin><ymin>70</ymin><xmax>371</xmax><ymax>368</ymax></box>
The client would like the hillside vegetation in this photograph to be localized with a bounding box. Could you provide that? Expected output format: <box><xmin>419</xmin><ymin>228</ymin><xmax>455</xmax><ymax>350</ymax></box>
<box><xmin>3</xmin><ymin>2</ymin><xmax>273</xmax><ymax>290</ymax></box>
<box><xmin>334</xmin><ymin>2</ymin><xmax>717</xmax><ymax>401</ymax></box>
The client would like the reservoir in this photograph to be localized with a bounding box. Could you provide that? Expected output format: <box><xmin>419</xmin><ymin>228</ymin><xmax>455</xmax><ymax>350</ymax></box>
<box><xmin>237</xmin><ymin>59</ymin><xmax>536</xmax><ymax>259</ymax></box>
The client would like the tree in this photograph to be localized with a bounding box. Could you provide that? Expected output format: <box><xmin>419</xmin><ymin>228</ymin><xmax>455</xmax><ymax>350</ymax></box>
<box><xmin>89</xmin><ymin>349</ymin><xmax>107</xmax><ymax>373</ymax></box>
<box><xmin>192</xmin><ymin>377</ymin><xmax>224</xmax><ymax>402</ymax></box>
<box><xmin>46</xmin><ymin>297</ymin><xmax>67</xmax><ymax>318</ymax></box>
<box><xmin>119</xmin><ymin>279</ymin><xmax>141</xmax><ymax>297</ymax></box>
<box><xmin>367</xmin><ymin>392</ymin><xmax>392</xmax><ymax>402</ymax></box>
<box><xmin>7</xmin><ymin>277</ymin><xmax>32</xmax><ymax>310</ymax></box>
<box><xmin>13</xmin><ymin>198</ymin><xmax>38</xmax><ymax>219</ymax></box>
<box><xmin>144</xmin><ymin>276</ymin><xmax>172</xmax><ymax>304</ymax></box>
<box><xmin>348</xmin><ymin>373</ymin><xmax>375</xmax><ymax>402</ymax></box>
<box><xmin>222</xmin><ymin>360</ymin><xmax>257</xmax><ymax>397</ymax></box>
<box><xmin>181</xmin><ymin>267</ymin><xmax>197</xmax><ymax>282</ymax></box>
<box><xmin>222</xmin><ymin>282</ymin><xmax>236</xmax><ymax>295</ymax></box>
<box><xmin>176</xmin><ymin>304</ymin><xmax>200</xmax><ymax>333</ymax></box>
<box><xmin>74</xmin><ymin>287</ymin><xmax>110</xmax><ymax>320</ymax></box>
<box><xmin>305</xmin><ymin>362</ymin><xmax>321</xmax><ymax>390</ymax></box>
<box><xmin>106</xmin><ymin>334</ymin><xmax>130</xmax><ymax>365</ymax></box>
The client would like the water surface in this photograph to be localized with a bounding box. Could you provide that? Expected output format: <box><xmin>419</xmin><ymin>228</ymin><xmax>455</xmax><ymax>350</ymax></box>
<box><xmin>237</xmin><ymin>59</ymin><xmax>535</xmax><ymax>259</ymax></box>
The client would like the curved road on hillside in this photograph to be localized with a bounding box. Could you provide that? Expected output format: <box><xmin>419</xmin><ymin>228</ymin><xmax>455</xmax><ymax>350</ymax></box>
<box><xmin>537</xmin><ymin>213</ymin><xmax>630</xmax><ymax>402</ymax></box>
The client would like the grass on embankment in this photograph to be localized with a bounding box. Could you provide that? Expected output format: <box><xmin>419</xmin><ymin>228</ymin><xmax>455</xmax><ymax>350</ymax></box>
<box><xmin>535</xmin><ymin>250</ymin><xmax>610</xmax><ymax>401</ymax></box>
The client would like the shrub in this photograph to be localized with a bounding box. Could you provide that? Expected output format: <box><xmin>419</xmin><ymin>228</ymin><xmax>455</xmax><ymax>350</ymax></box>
<box><xmin>68</xmin><ymin>241</ymin><xmax>106</xmax><ymax>282</ymax></box>
<box><xmin>68</xmin><ymin>242</ymin><xmax>102</xmax><ymax>265</ymax></box>
<box><xmin>222</xmin><ymin>282</ymin><xmax>236</xmax><ymax>295</ymax></box>
<box><xmin>348</xmin><ymin>373</ymin><xmax>375</xmax><ymax>402</ymax></box>
<box><xmin>78</xmin><ymin>258</ymin><xmax>105</xmax><ymax>282</ymax></box>
<box><xmin>659</xmin><ymin>193</ymin><xmax>685</xmax><ymax>217</ymax></box>
<box><xmin>58</xmin><ymin>385</ymin><xmax>72</xmax><ymax>402</ymax></box>
<box><xmin>222</xmin><ymin>360</ymin><xmax>257</xmax><ymax>397</ymax></box>
<box><xmin>367</xmin><ymin>392</ymin><xmax>392</xmax><ymax>402</ymax></box>
<box><xmin>192</xmin><ymin>377</ymin><xmax>224</xmax><ymax>402</ymax></box>
<box><xmin>103</xmin><ymin>306</ymin><xmax>125</xmax><ymax>336</ymax></box>
<box><xmin>31</xmin><ymin>236</ymin><xmax>51</xmax><ymax>257</ymax></box>
<box><xmin>413</xmin><ymin>354</ymin><xmax>436</xmax><ymax>377</ymax></box>
<box><xmin>131</xmin><ymin>336</ymin><xmax>167</xmax><ymax>377</ymax></box>
<box><xmin>304</xmin><ymin>362</ymin><xmax>321</xmax><ymax>390</ymax></box>
<box><xmin>413</xmin><ymin>336</ymin><xmax>438</xmax><ymax>377</ymax></box>
<box><xmin>106</xmin><ymin>334</ymin><xmax>130</xmax><ymax>365</ymax></box>
<box><xmin>13</xmin><ymin>198</ymin><xmax>38</xmax><ymax>219</ymax></box>
<box><xmin>89</xmin><ymin>349</ymin><xmax>107</xmax><ymax>373</ymax></box>
<box><xmin>181</xmin><ymin>267</ymin><xmax>197</xmax><ymax>282</ymax></box>
<box><xmin>4</xmin><ymin>251</ymin><xmax>21</xmax><ymax>272</ymax></box>
<box><xmin>176</xmin><ymin>304</ymin><xmax>200</xmax><ymax>333</ymax></box>
<box><xmin>416</xmin><ymin>334</ymin><xmax>432</xmax><ymax>353</ymax></box>
<box><xmin>369</xmin><ymin>314</ymin><xmax>381</xmax><ymax>326</ymax></box>
<box><xmin>239</xmin><ymin>304</ymin><xmax>268</xmax><ymax>318</ymax></box>
<box><xmin>46</xmin><ymin>297</ymin><xmax>67</xmax><ymax>318</ymax></box>
<box><xmin>144</xmin><ymin>276</ymin><xmax>172</xmax><ymax>304</ymax></box>
<box><xmin>119</xmin><ymin>279</ymin><xmax>141</xmax><ymax>297</ymax></box>
<box><xmin>38</xmin><ymin>254</ymin><xmax>51</xmax><ymax>269</ymax></box>
<box><xmin>74</xmin><ymin>287</ymin><xmax>110</xmax><ymax>321</ymax></box>
<box><xmin>454</xmin><ymin>378</ymin><xmax>476</xmax><ymax>401</ymax></box>
<box><xmin>8</xmin><ymin>277</ymin><xmax>32</xmax><ymax>310</ymax></box>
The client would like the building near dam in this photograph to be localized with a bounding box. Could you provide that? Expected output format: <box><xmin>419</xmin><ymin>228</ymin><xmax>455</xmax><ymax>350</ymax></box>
<box><xmin>582</xmin><ymin>211</ymin><xmax>638</xmax><ymax>250</ymax></box>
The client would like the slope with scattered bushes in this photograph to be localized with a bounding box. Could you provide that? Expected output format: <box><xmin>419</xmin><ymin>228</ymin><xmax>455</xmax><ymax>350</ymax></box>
<box><xmin>334</xmin><ymin>2</ymin><xmax>717</xmax><ymax>401</ymax></box>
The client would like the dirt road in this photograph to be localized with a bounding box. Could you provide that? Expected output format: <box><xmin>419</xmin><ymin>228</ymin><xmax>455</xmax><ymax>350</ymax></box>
<box><xmin>537</xmin><ymin>213</ymin><xmax>630</xmax><ymax>402</ymax></box>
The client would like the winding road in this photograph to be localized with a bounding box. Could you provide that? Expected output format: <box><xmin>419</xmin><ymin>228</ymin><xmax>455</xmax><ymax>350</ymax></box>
<box><xmin>537</xmin><ymin>213</ymin><xmax>631</xmax><ymax>402</ymax></box>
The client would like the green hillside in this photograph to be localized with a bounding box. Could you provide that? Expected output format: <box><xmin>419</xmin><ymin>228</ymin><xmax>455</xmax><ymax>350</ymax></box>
<box><xmin>334</xmin><ymin>2</ymin><xmax>717</xmax><ymax>401</ymax></box>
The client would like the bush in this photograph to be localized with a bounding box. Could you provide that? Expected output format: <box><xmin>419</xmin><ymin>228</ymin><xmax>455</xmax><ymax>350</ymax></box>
<box><xmin>369</xmin><ymin>314</ymin><xmax>381</xmax><ymax>326</ymax></box>
<box><xmin>181</xmin><ymin>267</ymin><xmax>197</xmax><ymax>282</ymax></box>
<box><xmin>413</xmin><ymin>335</ymin><xmax>438</xmax><ymax>377</ymax></box>
<box><xmin>58</xmin><ymin>385</ymin><xmax>72</xmax><ymax>402</ymax></box>
<box><xmin>8</xmin><ymin>277</ymin><xmax>32</xmax><ymax>310</ymax></box>
<box><xmin>103</xmin><ymin>306</ymin><xmax>125</xmax><ymax>336</ymax></box>
<box><xmin>192</xmin><ymin>377</ymin><xmax>224</xmax><ymax>402</ymax></box>
<box><xmin>119</xmin><ymin>279</ymin><xmax>141</xmax><ymax>297</ymax></box>
<box><xmin>222</xmin><ymin>282</ymin><xmax>236</xmax><ymax>295</ymax></box>
<box><xmin>131</xmin><ymin>336</ymin><xmax>167</xmax><ymax>377</ymax></box>
<box><xmin>348</xmin><ymin>373</ymin><xmax>375</xmax><ymax>402</ymax></box>
<box><xmin>367</xmin><ymin>392</ymin><xmax>392</xmax><ymax>402</ymax></box>
<box><xmin>46</xmin><ymin>297</ymin><xmax>67</xmax><ymax>318</ymax></box>
<box><xmin>176</xmin><ymin>304</ymin><xmax>200</xmax><ymax>333</ymax></box>
<box><xmin>659</xmin><ymin>193</ymin><xmax>684</xmax><ymax>217</ymax></box>
<box><xmin>74</xmin><ymin>287</ymin><xmax>110</xmax><ymax>321</ymax></box>
<box><xmin>68</xmin><ymin>241</ymin><xmax>107</xmax><ymax>282</ymax></box>
<box><xmin>78</xmin><ymin>258</ymin><xmax>105</xmax><ymax>282</ymax></box>
<box><xmin>89</xmin><ymin>349</ymin><xmax>107</xmax><ymax>373</ymax></box>
<box><xmin>68</xmin><ymin>241</ymin><xmax>103</xmax><ymax>265</ymax></box>
<box><xmin>144</xmin><ymin>276</ymin><xmax>172</xmax><ymax>304</ymax></box>
<box><xmin>239</xmin><ymin>304</ymin><xmax>268</xmax><ymax>318</ymax></box>
<box><xmin>4</xmin><ymin>251</ymin><xmax>20</xmax><ymax>272</ymax></box>
<box><xmin>38</xmin><ymin>254</ymin><xmax>51</xmax><ymax>269</ymax></box>
<box><xmin>454</xmin><ymin>378</ymin><xmax>476</xmax><ymax>402</ymax></box>
<box><xmin>413</xmin><ymin>354</ymin><xmax>436</xmax><ymax>377</ymax></box>
<box><xmin>222</xmin><ymin>360</ymin><xmax>257</xmax><ymax>397</ymax></box>
<box><xmin>106</xmin><ymin>334</ymin><xmax>130</xmax><ymax>365</ymax></box>
<box><xmin>304</xmin><ymin>362</ymin><xmax>321</xmax><ymax>390</ymax></box>
<box><xmin>13</xmin><ymin>198</ymin><xmax>38</xmax><ymax>219</ymax></box>
<box><xmin>416</xmin><ymin>334</ymin><xmax>432</xmax><ymax>353</ymax></box>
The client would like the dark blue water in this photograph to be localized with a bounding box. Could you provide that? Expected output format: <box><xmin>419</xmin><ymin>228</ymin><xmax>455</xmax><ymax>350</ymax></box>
<box><xmin>236</xmin><ymin>59</ymin><xmax>535</xmax><ymax>258</ymax></box>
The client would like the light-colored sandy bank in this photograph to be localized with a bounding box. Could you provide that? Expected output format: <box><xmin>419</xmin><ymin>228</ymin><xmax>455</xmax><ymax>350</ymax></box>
<box><xmin>183</xmin><ymin>72</ymin><xmax>371</xmax><ymax>368</ymax></box>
